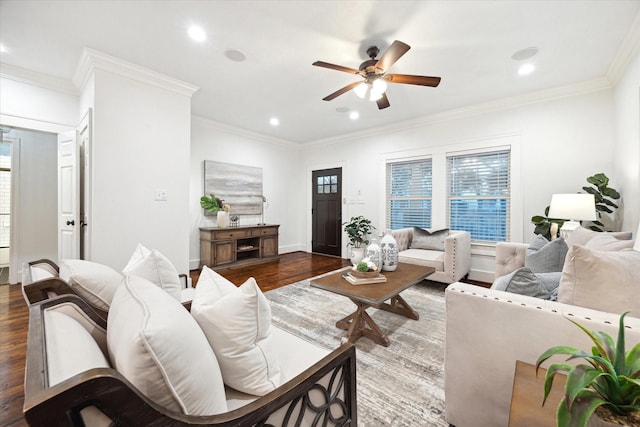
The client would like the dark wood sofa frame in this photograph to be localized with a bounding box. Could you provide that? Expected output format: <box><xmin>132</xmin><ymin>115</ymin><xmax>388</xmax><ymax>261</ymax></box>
<box><xmin>24</xmin><ymin>294</ymin><xmax>358</xmax><ymax>426</ymax></box>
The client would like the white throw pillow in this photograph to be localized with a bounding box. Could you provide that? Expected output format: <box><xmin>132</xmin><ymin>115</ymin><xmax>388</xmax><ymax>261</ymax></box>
<box><xmin>59</xmin><ymin>259</ymin><xmax>123</xmax><ymax>311</ymax></box>
<box><xmin>108</xmin><ymin>275</ymin><xmax>227</xmax><ymax>415</ymax></box>
<box><xmin>191</xmin><ymin>267</ymin><xmax>282</xmax><ymax>395</ymax></box>
<box><xmin>584</xmin><ymin>233</ymin><xmax>634</xmax><ymax>251</ymax></box>
<box><xmin>123</xmin><ymin>245</ymin><xmax>181</xmax><ymax>301</ymax></box>
<box><xmin>558</xmin><ymin>245</ymin><xmax>640</xmax><ymax>316</ymax></box>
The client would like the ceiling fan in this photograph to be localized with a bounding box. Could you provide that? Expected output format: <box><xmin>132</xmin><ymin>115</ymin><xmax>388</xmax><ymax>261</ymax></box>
<box><xmin>312</xmin><ymin>40</ymin><xmax>441</xmax><ymax>110</ymax></box>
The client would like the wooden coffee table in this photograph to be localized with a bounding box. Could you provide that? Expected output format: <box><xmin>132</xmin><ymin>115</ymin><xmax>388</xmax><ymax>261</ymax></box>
<box><xmin>310</xmin><ymin>263</ymin><xmax>435</xmax><ymax>346</ymax></box>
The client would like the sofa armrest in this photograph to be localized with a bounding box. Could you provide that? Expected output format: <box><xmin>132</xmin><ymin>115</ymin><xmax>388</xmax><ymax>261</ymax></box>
<box><xmin>494</xmin><ymin>242</ymin><xmax>528</xmax><ymax>280</ymax></box>
<box><xmin>25</xmin><ymin>297</ymin><xmax>357</xmax><ymax>427</ymax></box>
<box><xmin>444</xmin><ymin>282</ymin><xmax>640</xmax><ymax>427</ymax></box>
<box><xmin>443</xmin><ymin>231</ymin><xmax>471</xmax><ymax>282</ymax></box>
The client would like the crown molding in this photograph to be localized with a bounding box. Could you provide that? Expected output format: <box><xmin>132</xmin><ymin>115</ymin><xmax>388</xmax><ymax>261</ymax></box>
<box><xmin>0</xmin><ymin>62</ymin><xmax>78</xmax><ymax>95</ymax></box>
<box><xmin>73</xmin><ymin>47</ymin><xmax>199</xmax><ymax>97</ymax></box>
<box><xmin>303</xmin><ymin>77</ymin><xmax>612</xmax><ymax>148</ymax></box>
<box><xmin>607</xmin><ymin>10</ymin><xmax>640</xmax><ymax>85</ymax></box>
<box><xmin>191</xmin><ymin>115</ymin><xmax>299</xmax><ymax>149</ymax></box>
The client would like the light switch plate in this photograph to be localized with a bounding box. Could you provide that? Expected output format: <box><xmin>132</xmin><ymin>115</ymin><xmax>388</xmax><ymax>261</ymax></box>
<box><xmin>155</xmin><ymin>189</ymin><xmax>168</xmax><ymax>201</ymax></box>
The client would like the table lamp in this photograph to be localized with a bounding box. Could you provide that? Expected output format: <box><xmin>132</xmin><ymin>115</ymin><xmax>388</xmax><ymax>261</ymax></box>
<box><xmin>547</xmin><ymin>193</ymin><xmax>596</xmax><ymax>240</ymax></box>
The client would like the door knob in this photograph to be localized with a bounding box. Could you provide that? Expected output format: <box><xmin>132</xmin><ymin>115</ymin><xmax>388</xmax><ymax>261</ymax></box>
<box><xmin>66</xmin><ymin>220</ymin><xmax>75</xmax><ymax>226</ymax></box>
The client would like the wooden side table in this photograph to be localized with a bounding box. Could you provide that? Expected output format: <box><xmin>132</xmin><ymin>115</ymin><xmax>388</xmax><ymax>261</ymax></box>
<box><xmin>509</xmin><ymin>360</ymin><xmax>566</xmax><ymax>426</ymax></box>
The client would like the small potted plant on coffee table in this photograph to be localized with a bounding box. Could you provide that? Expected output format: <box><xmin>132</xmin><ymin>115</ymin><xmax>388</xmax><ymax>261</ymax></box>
<box><xmin>343</xmin><ymin>216</ymin><xmax>375</xmax><ymax>265</ymax></box>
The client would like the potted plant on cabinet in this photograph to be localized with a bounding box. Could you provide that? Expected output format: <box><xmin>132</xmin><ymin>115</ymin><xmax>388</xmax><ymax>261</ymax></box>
<box><xmin>536</xmin><ymin>312</ymin><xmax>640</xmax><ymax>427</ymax></box>
<box><xmin>343</xmin><ymin>216</ymin><xmax>375</xmax><ymax>265</ymax></box>
<box><xmin>200</xmin><ymin>194</ymin><xmax>231</xmax><ymax>227</ymax></box>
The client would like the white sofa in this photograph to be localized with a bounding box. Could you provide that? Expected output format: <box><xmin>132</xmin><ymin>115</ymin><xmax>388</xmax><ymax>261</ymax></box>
<box><xmin>444</xmin><ymin>227</ymin><xmax>639</xmax><ymax>427</ymax></box>
<box><xmin>390</xmin><ymin>227</ymin><xmax>471</xmax><ymax>284</ymax></box>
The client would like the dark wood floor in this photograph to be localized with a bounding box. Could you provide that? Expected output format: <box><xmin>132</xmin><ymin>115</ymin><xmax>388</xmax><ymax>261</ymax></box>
<box><xmin>0</xmin><ymin>251</ymin><xmax>351</xmax><ymax>427</ymax></box>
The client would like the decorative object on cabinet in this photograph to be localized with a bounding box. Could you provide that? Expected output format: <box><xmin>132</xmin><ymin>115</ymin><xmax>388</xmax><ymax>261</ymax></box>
<box><xmin>380</xmin><ymin>230</ymin><xmax>399</xmax><ymax>272</ymax></box>
<box><xmin>203</xmin><ymin>160</ymin><xmax>263</xmax><ymax>216</ymax></box>
<box><xmin>230</xmin><ymin>215</ymin><xmax>240</xmax><ymax>228</ymax></box>
<box><xmin>200</xmin><ymin>225</ymin><xmax>279</xmax><ymax>269</ymax></box>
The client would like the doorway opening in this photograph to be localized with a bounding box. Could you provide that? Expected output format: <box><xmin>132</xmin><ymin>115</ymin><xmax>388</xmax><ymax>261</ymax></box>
<box><xmin>0</xmin><ymin>130</ymin><xmax>11</xmax><ymax>284</ymax></box>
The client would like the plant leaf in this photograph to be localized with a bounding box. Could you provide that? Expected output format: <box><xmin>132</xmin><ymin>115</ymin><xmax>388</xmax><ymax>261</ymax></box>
<box><xmin>596</xmin><ymin>205</ymin><xmax>613</xmax><ymax>214</ymax></box>
<box><xmin>565</xmin><ymin>365</ymin><xmax>604</xmax><ymax>410</ymax></box>
<box><xmin>602</xmin><ymin>187</ymin><xmax>621</xmax><ymax>199</ymax></box>
<box><xmin>614</xmin><ymin>312</ymin><xmax>629</xmax><ymax>375</ymax></box>
<box><xmin>542</xmin><ymin>363</ymin><xmax>573</xmax><ymax>406</ymax></box>
<box><xmin>537</xmin><ymin>345</ymin><xmax>582</xmax><ymax>369</ymax></box>
<box><xmin>626</xmin><ymin>342</ymin><xmax>640</xmax><ymax>377</ymax></box>
<box><xmin>558</xmin><ymin>389</ymin><xmax>605</xmax><ymax>427</ymax></box>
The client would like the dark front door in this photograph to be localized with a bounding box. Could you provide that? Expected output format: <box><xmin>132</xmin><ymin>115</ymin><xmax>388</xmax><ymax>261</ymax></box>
<box><xmin>312</xmin><ymin>168</ymin><xmax>342</xmax><ymax>256</ymax></box>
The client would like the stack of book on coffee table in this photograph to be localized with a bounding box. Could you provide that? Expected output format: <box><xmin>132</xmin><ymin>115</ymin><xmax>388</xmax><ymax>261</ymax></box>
<box><xmin>341</xmin><ymin>271</ymin><xmax>387</xmax><ymax>285</ymax></box>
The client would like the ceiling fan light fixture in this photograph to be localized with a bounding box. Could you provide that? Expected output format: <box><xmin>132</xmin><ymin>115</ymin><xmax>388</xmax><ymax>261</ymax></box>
<box><xmin>354</xmin><ymin>82</ymin><xmax>368</xmax><ymax>99</ymax></box>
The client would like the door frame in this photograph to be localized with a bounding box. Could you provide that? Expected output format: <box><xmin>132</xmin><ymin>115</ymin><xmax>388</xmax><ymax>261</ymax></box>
<box><xmin>306</xmin><ymin>161</ymin><xmax>347</xmax><ymax>257</ymax></box>
<box><xmin>1</xmin><ymin>114</ymin><xmax>74</xmax><ymax>284</ymax></box>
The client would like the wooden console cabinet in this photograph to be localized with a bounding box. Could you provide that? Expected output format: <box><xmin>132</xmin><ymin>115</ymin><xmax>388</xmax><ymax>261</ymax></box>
<box><xmin>199</xmin><ymin>224</ymin><xmax>280</xmax><ymax>270</ymax></box>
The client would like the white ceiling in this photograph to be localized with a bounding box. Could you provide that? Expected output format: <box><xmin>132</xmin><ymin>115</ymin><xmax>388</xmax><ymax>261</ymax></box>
<box><xmin>1</xmin><ymin>0</ymin><xmax>639</xmax><ymax>144</ymax></box>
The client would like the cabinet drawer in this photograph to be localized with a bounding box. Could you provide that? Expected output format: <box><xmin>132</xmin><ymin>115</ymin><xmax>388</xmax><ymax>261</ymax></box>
<box><xmin>251</xmin><ymin>227</ymin><xmax>278</xmax><ymax>236</ymax></box>
<box><xmin>214</xmin><ymin>229</ymin><xmax>250</xmax><ymax>240</ymax></box>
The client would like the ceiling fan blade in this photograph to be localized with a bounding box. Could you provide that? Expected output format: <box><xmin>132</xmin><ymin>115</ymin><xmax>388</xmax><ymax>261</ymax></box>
<box><xmin>385</xmin><ymin>74</ymin><xmax>442</xmax><ymax>87</ymax></box>
<box><xmin>322</xmin><ymin>81</ymin><xmax>362</xmax><ymax>101</ymax></box>
<box><xmin>376</xmin><ymin>93</ymin><xmax>390</xmax><ymax>110</ymax></box>
<box><xmin>375</xmin><ymin>40</ymin><xmax>410</xmax><ymax>72</ymax></box>
<box><xmin>312</xmin><ymin>61</ymin><xmax>360</xmax><ymax>75</ymax></box>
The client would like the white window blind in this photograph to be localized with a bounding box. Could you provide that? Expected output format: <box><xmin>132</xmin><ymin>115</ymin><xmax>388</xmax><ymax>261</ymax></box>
<box><xmin>386</xmin><ymin>158</ymin><xmax>432</xmax><ymax>229</ymax></box>
<box><xmin>447</xmin><ymin>150</ymin><xmax>510</xmax><ymax>242</ymax></box>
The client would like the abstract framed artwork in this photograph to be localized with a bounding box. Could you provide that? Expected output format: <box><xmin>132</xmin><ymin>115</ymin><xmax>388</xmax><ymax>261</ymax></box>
<box><xmin>203</xmin><ymin>160</ymin><xmax>263</xmax><ymax>216</ymax></box>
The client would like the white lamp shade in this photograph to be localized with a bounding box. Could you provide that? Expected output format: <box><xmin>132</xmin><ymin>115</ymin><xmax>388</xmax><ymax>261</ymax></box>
<box><xmin>547</xmin><ymin>193</ymin><xmax>597</xmax><ymax>221</ymax></box>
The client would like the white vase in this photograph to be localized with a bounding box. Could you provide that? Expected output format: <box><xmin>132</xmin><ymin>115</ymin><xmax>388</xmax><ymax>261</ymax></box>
<box><xmin>350</xmin><ymin>247</ymin><xmax>365</xmax><ymax>266</ymax></box>
<box><xmin>366</xmin><ymin>239</ymin><xmax>382</xmax><ymax>271</ymax></box>
<box><xmin>217</xmin><ymin>211</ymin><xmax>230</xmax><ymax>227</ymax></box>
<box><xmin>380</xmin><ymin>230</ymin><xmax>399</xmax><ymax>271</ymax></box>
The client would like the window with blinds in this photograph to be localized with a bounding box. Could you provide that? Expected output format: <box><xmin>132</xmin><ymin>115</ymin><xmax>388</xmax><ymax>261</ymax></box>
<box><xmin>386</xmin><ymin>158</ymin><xmax>432</xmax><ymax>229</ymax></box>
<box><xmin>447</xmin><ymin>150</ymin><xmax>510</xmax><ymax>242</ymax></box>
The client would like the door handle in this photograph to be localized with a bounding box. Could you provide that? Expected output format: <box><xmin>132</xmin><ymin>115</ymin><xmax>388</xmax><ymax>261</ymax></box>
<box><xmin>66</xmin><ymin>220</ymin><xmax>75</xmax><ymax>226</ymax></box>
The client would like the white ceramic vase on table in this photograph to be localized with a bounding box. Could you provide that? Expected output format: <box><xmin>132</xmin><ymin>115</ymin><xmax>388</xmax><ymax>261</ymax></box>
<box><xmin>380</xmin><ymin>230</ymin><xmax>399</xmax><ymax>271</ymax></box>
<box><xmin>366</xmin><ymin>239</ymin><xmax>382</xmax><ymax>271</ymax></box>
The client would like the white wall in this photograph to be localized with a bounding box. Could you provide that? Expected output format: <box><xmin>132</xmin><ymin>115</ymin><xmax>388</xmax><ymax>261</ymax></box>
<box><xmin>301</xmin><ymin>88</ymin><xmax>616</xmax><ymax>281</ymax></box>
<box><xmin>613</xmin><ymin>49</ymin><xmax>640</xmax><ymax>233</ymax></box>
<box><xmin>189</xmin><ymin>116</ymin><xmax>302</xmax><ymax>269</ymax></box>
<box><xmin>0</xmin><ymin>75</ymin><xmax>78</xmax><ymax>131</ymax></box>
<box><xmin>85</xmin><ymin>68</ymin><xmax>193</xmax><ymax>272</ymax></box>
<box><xmin>11</xmin><ymin>129</ymin><xmax>57</xmax><ymax>280</ymax></box>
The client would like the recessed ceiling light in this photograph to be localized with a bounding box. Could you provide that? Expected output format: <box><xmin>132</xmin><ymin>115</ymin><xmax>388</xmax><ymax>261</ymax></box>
<box><xmin>518</xmin><ymin>63</ymin><xmax>535</xmax><ymax>76</ymax></box>
<box><xmin>269</xmin><ymin>117</ymin><xmax>279</xmax><ymax>127</ymax></box>
<box><xmin>0</xmin><ymin>44</ymin><xmax>8</xmax><ymax>53</ymax></box>
<box><xmin>511</xmin><ymin>47</ymin><xmax>538</xmax><ymax>61</ymax></box>
<box><xmin>225</xmin><ymin>49</ymin><xmax>246</xmax><ymax>62</ymax></box>
<box><xmin>188</xmin><ymin>25</ymin><xmax>206</xmax><ymax>42</ymax></box>
<box><xmin>349</xmin><ymin>111</ymin><xmax>359</xmax><ymax>120</ymax></box>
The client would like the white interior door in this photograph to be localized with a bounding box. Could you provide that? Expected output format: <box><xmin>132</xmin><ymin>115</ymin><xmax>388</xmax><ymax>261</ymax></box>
<box><xmin>58</xmin><ymin>131</ymin><xmax>79</xmax><ymax>261</ymax></box>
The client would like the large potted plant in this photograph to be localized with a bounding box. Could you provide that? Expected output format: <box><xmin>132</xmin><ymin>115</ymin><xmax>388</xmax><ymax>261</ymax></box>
<box><xmin>343</xmin><ymin>216</ymin><xmax>375</xmax><ymax>265</ymax></box>
<box><xmin>536</xmin><ymin>312</ymin><xmax>640</xmax><ymax>427</ymax></box>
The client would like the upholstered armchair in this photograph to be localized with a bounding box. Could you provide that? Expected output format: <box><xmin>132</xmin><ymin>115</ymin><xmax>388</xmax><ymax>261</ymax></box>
<box><xmin>390</xmin><ymin>227</ymin><xmax>471</xmax><ymax>284</ymax></box>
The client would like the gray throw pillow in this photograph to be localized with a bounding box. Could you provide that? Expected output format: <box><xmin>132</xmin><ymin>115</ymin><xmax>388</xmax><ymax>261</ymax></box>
<box><xmin>525</xmin><ymin>236</ymin><xmax>568</xmax><ymax>273</ymax></box>
<box><xmin>410</xmin><ymin>227</ymin><xmax>449</xmax><ymax>251</ymax></box>
<box><xmin>492</xmin><ymin>267</ymin><xmax>552</xmax><ymax>299</ymax></box>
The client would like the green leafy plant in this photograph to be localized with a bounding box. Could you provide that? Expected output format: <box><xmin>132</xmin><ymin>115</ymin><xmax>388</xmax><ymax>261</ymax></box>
<box><xmin>531</xmin><ymin>206</ymin><xmax>566</xmax><ymax>240</ymax></box>
<box><xmin>343</xmin><ymin>216</ymin><xmax>375</xmax><ymax>248</ymax></box>
<box><xmin>536</xmin><ymin>312</ymin><xmax>640</xmax><ymax>427</ymax></box>
<box><xmin>200</xmin><ymin>194</ymin><xmax>222</xmax><ymax>213</ymax></box>
<box><xmin>582</xmin><ymin>173</ymin><xmax>621</xmax><ymax>232</ymax></box>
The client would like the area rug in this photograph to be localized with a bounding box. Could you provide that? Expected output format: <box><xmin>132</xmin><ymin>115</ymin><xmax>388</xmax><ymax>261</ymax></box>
<box><xmin>264</xmin><ymin>270</ymin><xmax>448</xmax><ymax>426</ymax></box>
